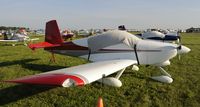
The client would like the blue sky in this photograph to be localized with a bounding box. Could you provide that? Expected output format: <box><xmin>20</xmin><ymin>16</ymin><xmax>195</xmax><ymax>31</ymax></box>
<box><xmin>0</xmin><ymin>0</ymin><xmax>200</xmax><ymax>30</ymax></box>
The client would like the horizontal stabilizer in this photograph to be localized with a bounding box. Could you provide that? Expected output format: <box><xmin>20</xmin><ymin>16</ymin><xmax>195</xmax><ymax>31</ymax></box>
<box><xmin>28</xmin><ymin>42</ymin><xmax>60</xmax><ymax>50</ymax></box>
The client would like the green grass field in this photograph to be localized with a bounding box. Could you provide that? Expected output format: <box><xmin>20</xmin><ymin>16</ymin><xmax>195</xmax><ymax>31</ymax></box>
<box><xmin>0</xmin><ymin>33</ymin><xmax>200</xmax><ymax>107</ymax></box>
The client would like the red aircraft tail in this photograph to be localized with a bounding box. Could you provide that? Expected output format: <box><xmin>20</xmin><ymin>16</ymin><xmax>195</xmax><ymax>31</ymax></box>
<box><xmin>29</xmin><ymin>20</ymin><xmax>63</xmax><ymax>50</ymax></box>
<box><xmin>45</xmin><ymin>20</ymin><xmax>63</xmax><ymax>44</ymax></box>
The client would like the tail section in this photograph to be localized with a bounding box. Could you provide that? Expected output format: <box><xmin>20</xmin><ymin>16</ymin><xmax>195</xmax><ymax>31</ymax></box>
<box><xmin>45</xmin><ymin>20</ymin><xmax>63</xmax><ymax>44</ymax></box>
<box><xmin>29</xmin><ymin>20</ymin><xmax>63</xmax><ymax>50</ymax></box>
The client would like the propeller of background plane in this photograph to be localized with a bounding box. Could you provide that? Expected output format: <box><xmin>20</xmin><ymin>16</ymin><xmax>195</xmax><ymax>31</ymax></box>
<box><xmin>177</xmin><ymin>32</ymin><xmax>182</xmax><ymax>60</ymax></box>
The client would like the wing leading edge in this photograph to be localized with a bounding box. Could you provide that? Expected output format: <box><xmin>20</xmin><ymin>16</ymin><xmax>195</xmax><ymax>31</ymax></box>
<box><xmin>3</xmin><ymin>59</ymin><xmax>136</xmax><ymax>87</ymax></box>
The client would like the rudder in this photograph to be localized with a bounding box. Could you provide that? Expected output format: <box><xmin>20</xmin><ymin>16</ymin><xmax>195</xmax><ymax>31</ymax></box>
<box><xmin>45</xmin><ymin>20</ymin><xmax>63</xmax><ymax>44</ymax></box>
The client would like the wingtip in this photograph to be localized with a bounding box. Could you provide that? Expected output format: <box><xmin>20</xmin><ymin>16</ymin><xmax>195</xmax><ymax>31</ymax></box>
<box><xmin>3</xmin><ymin>74</ymin><xmax>85</xmax><ymax>87</ymax></box>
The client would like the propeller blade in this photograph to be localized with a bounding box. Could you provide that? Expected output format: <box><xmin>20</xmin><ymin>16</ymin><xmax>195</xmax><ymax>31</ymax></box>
<box><xmin>177</xmin><ymin>45</ymin><xmax>182</xmax><ymax>50</ymax></box>
<box><xmin>177</xmin><ymin>32</ymin><xmax>182</xmax><ymax>60</ymax></box>
<box><xmin>178</xmin><ymin>54</ymin><xmax>181</xmax><ymax>60</ymax></box>
<box><xmin>178</xmin><ymin>33</ymin><xmax>181</xmax><ymax>44</ymax></box>
<box><xmin>177</xmin><ymin>46</ymin><xmax>181</xmax><ymax>60</ymax></box>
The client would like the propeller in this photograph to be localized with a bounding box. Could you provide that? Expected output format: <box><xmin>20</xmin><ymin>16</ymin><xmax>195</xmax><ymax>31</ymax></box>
<box><xmin>177</xmin><ymin>46</ymin><xmax>182</xmax><ymax>60</ymax></box>
<box><xmin>177</xmin><ymin>45</ymin><xmax>182</xmax><ymax>50</ymax></box>
<box><xmin>177</xmin><ymin>32</ymin><xmax>182</xmax><ymax>44</ymax></box>
<box><xmin>177</xmin><ymin>32</ymin><xmax>182</xmax><ymax>60</ymax></box>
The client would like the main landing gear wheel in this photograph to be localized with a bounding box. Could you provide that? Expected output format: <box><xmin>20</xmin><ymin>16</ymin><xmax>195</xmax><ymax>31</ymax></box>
<box><xmin>150</xmin><ymin>67</ymin><xmax>173</xmax><ymax>83</ymax></box>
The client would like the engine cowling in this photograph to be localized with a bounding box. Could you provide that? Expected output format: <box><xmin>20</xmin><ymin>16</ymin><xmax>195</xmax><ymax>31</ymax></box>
<box><xmin>98</xmin><ymin>77</ymin><xmax>122</xmax><ymax>87</ymax></box>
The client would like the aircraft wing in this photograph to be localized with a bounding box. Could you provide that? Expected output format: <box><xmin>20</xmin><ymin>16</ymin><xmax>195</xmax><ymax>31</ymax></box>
<box><xmin>4</xmin><ymin>59</ymin><xmax>136</xmax><ymax>87</ymax></box>
<box><xmin>0</xmin><ymin>40</ymin><xmax>19</xmax><ymax>42</ymax></box>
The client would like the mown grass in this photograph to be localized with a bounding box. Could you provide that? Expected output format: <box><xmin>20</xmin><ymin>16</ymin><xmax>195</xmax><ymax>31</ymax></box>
<box><xmin>0</xmin><ymin>33</ymin><xmax>200</xmax><ymax>107</ymax></box>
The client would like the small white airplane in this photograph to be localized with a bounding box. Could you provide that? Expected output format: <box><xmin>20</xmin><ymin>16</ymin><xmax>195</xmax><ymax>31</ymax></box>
<box><xmin>61</xmin><ymin>29</ymin><xmax>74</xmax><ymax>41</ymax></box>
<box><xmin>3</xmin><ymin>20</ymin><xmax>191</xmax><ymax>87</ymax></box>
<box><xmin>117</xmin><ymin>25</ymin><xmax>180</xmax><ymax>43</ymax></box>
<box><xmin>0</xmin><ymin>29</ymin><xmax>39</xmax><ymax>46</ymax></box>
<box><xmin>136</xmin><ymin>31</ymin><xmax>180</xmax><ymax>43</ymax></box>
<box><xmin>78</xmin><ymin>29</ymin><xmax>90</xmax><ymax>36</ymax></box>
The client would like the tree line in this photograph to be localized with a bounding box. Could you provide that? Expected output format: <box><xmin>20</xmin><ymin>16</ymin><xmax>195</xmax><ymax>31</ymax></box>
<box><xmin>0</xmin><ymin>26</ymin><xmax>29</xmax><ymax>31</ymax></box>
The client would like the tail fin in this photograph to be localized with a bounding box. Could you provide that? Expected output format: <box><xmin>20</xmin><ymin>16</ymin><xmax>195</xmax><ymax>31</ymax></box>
<box><xmin>45</xmin><ymin>20</ymin><xmax>63</xmax><ymax>44</ymax></box>
<box><xmin>28</xmin><ymin>20</ymin><xmax>63</xmax><ymax>50</ymax></box>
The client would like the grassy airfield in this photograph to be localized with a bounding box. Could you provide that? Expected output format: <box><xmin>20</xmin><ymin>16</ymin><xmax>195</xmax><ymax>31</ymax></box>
<box><xmin>0</xmin><ymin>33</ymin><xmax>200</xmax><ymax>107</ymax></box>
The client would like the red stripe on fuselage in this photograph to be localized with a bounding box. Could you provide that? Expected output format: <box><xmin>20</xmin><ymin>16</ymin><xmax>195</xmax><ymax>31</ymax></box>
<box><xmin>44</xmin><ymin>42</ymin><xmax>161</xmax><ymax>52</ymax></box>
<box><xmin>99</xmin><ymin>49</ymin><xmax>161</xmax><ymax>52</ymax></box>
<box><xmin>44</xmin><ymin>42</ymin><xmax>88</xmax><ymax>50</ymax></box>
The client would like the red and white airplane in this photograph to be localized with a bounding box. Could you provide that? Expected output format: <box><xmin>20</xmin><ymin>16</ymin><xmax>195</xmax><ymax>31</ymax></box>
<box><xmin>3</xmin><ymin>20</ymin><xmax>191</xmax><ymax>87</ymax></box>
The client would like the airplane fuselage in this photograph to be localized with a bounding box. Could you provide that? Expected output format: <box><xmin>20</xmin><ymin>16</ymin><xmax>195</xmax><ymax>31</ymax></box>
<box><xmin>45</xmin><ymin>38</ymin><xmax>178</xmax><ymax>66</ymax></box>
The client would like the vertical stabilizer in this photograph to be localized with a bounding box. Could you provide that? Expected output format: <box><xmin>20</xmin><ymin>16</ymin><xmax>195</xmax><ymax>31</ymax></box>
<box><xmin>45</xmin><ymin>20</ymin><xmax>63</xmax><ymax>44</ymax></box>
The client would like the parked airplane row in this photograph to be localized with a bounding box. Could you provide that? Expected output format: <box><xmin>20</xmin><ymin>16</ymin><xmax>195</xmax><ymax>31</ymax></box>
<box><xmin>0</xmin><ymin>29</ymin><xmax>39</xmax><ymax>46</ymax></box>
<box><xmin>2</xmin><ymin>20</ymin><xmax>190</xmax><ymax>88</ymax></box>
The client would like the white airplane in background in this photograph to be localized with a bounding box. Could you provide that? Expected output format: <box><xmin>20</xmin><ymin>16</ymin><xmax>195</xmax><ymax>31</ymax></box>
<box><xmin>117</xmin><ymin>25</ymin><xmax>181</xmax><ymax>43</ymax></box>
<box><xmin>3</xmin><ymin>20</ymin><xmax>191</xmax><ymax>87</ymax></box>
<box><xmin>0</xmin><ymin>29</ymin><xmax>39</xmax><ymax>46</ymax></box>
<box><xmin>78</xmin><ymin>29</ymin><xmax>90</xmax><ymax>36</ymax></box>
<box><xmin>135</xmin><ymin>31</ymin><xmax>181</xmax><ymax>43</ymax></box>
